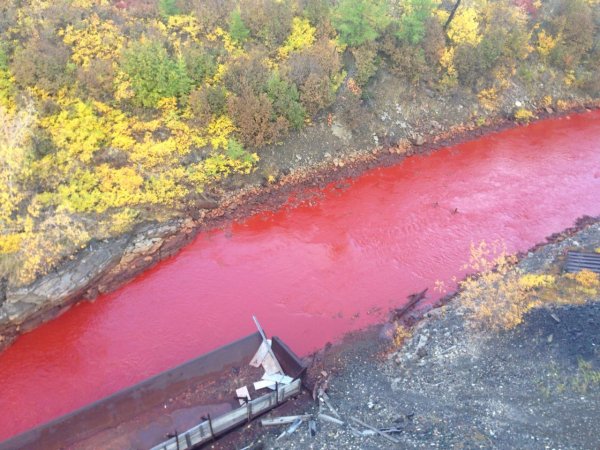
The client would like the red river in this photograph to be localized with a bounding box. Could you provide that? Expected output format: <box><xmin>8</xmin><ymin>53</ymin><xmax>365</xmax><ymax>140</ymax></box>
<box><xmin>1</xmin><ymin>111</ymin><xmax>600</xmax><ymax>440</ymax></box>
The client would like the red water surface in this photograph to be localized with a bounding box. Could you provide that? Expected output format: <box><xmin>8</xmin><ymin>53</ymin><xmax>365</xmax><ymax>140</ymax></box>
<box><xmin>2</xmin><ymin>111</ymin><xmax>600</xmax><ymax>440</ymax></box>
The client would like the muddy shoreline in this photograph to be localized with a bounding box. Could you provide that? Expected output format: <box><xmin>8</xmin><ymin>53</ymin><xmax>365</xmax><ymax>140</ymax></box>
<box><xmin>1</xmin><ymin>102</ymin><xmax>599</xmax><ymax>352</ymax></box>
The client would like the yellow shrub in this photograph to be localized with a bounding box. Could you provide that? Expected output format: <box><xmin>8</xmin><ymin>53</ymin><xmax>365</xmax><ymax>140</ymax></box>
<box><xmin>440</xmin><ymin>46</ymin><xmax>457</xmax><ymax>78</ymax></box>
<box><xmin>447</xmin><ymin>7</ymin><xmax>481</xmax><ymax>46</ymax></box>
<box><xmin>564</xmin><ymin>70</ymin><xmax>575</xmax><ymax>86</ymax></box>
<box><xmin>0</xmin><ymin>69</ymin><xmax>16</xmax><ymax>111</ymax></box>
<box><xmin>105</xmin><ymin>208</ymin><xmax>139</xmax><ymax>236</ymax></box>
<box><xmin>0</xmin><ymin>233</ymin><xmax>24</xmax><ymax>254</ymax></box>
<box><xmin>460</xmin><ymin>241</ymin><xmax>540</xmax><ymax>331</ymax></box>
<box><xmin>514</xmin><ymin>107</ymin><xmax>535</xmax><ymax>123</ymax></box>
<box><xmin>207</xmin><ymin>115</ymin><xmax>236</xmax><ymax>149</ymax></box>
<box><xmin>41</xmin><ymin>98</ymin><xmax>107</xmax><ymax>164</ymax></box>
<box><xmin>142</xmin><ymin>167</ymin><xmax>189</xmax><ymax>205</ymax></box>
<box><xmin>541</xmin><ymin>95</ymin><xmax>552</xmax><ymax>108</ymax></box>
<box><xmin>535</xmin><ymin>30</ymin><xmax>557</xmax><ymax>59</ymax></box>
<box><xmin>57</xmin><ymin>165</ymin><xmax>144</xmax><ymax>213</ymax></box>
<box><xmin>392</xmin><ymin>324</ymin><xmax>411</xmax><ymax>348</ymax></box>
<box><xmin>519</xmin><ymin>273</ymin><xmax>555</xmax><ymax>289</ymax></box>
<box><xmin>565</xmin><ymin>269</ymin><xmax>600</xmax><ymax>297</ymax></box>
<box><xmin>477</xmin><ymin>88</ymin><xmax>498</xmax><ymax>111</ymax></box>
<box><xmin>61</xmin><ymin>14</ymin><xmax>124</xmax><ymax>68</ymax></box>
<box><xmin>15</xmin><ymin>212</ymin><xmax>91</xmax><ymax>285</ymax></box>
<box><xmin>278</xmin><ymin>17</ymin><xmax>316</xmax><ymax>59</ymax></box>
<box><xmin>167</xmin><ymin>14</ymin><xmax>202</xmax><ymax>45</ymax></box>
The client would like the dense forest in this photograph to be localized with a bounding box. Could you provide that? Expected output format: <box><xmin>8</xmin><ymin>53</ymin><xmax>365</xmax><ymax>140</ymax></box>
<box><xmin>0</xmin><ymin>0</ymin><xmax>598</xmax><ymax>285</ymax></box>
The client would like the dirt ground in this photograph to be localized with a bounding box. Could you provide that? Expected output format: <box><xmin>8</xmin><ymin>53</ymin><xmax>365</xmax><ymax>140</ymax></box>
<box><xmin>210</xmin><ymin>220</ymin><xmax>600</xmax><ymax>450</ymax></box>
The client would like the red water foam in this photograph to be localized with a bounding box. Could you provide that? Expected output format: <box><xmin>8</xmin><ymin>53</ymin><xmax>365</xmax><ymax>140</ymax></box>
<box><xmin>1</xmin><ymin>111</ymin><xmax>600</xmax><ymax>440</ymax></box>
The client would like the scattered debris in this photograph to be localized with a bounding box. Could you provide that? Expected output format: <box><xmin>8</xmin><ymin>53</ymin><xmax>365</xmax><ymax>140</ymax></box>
<box><xmin>261</xmin><ymin>416</ymin><xmax>312</xmax><ymax>427</ymax></box>
<box><xmin>317</xmin><ymin>414</ymin><xmax>344</xmax><ymax>426</ymax></box>
<box><xmin>235</xmin><ymin>386</ymin><xmax>251</xmax><ymax>406</ymax></box>
<box><xmin>319</xmin><ymin>391</ymin><xmax>341</xmax><ymax>419</ymax></box>
<box><xmin>275</xmin><ymin>418</ymin><xmax>303</xmax><ymax>441</ymax></box>
<box><xmin>262</xmin><ymin>373</ymin><xmax>293</xmax><ymax>385</ymax></box>
<box><xmin>252</xmin><ymin>316</ymin><xmax>284</xmax><ymax>374</ymax></box>
<box><xmin>308</xmin><ymin>420</ymin><xmax>317</xmax><ymax>437</ymax></box>
<box><xmin>391</xmin><ymin>288</ymin><xmax>428</xmax><ymax>321</ymax></box>
<box><xmin>253</xmin><ymin>380</ymin><xmax>276</xmax><ymax>391</ymax></box>
<box><xmin>149</xmin><ymin>317</ymin><xmax>305</xmax><ymax>450</ymax></box>
<box><xmin>350</xmin><ymin>417</ymin><xmax>401</xmax><ymax>444</ymax></box>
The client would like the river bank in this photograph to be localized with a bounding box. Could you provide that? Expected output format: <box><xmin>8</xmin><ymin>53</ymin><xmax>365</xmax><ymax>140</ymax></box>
<box><xmin>220</xmin><ymin>218</ymin><xmax>600</xmax><ymax>450</ymax></box>
<box><xmin>1</xmin><ymin>99</ymin><xmax>600</xmax><ymax>441</ymax></box>
<box><xmin>2</xmin><ymin>94</ymin><xmax>599</xmax><ymax>353</ymax></box>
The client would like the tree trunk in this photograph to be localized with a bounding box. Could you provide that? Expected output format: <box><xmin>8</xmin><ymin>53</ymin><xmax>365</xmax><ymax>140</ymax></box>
<box><xmin>444</xmin><ymin>0</ymin><xmax>462</xmax><ymax>30</ymax></box>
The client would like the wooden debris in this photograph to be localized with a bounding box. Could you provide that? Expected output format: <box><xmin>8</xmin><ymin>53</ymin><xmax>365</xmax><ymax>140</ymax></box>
<box><xmin>350</xmin><ymin>418</ymin><xmax>401</xmax><ymax>444</ymax></box>
<box><xmin>261</xmin><ymin>415</ymin><xmax>312</xmax><ymax>427</ymax></box>
<box><xmin>317</xmin><ymin>414</ymin><xmax>344</xmax><ymax>426</ymax></box>
<box><xmin>235</xmin><ymin>386</ymin><xmax>251</xmax><ymax>406</ymax></box>
<box><xmin>275</xmin><ymin>418</ymin><xmax>303</xmax><ymax>441</ymax></box>
<box><xmin>263</xmin><ymin>373</ymin><xmax>293</xmax><ymax>385</ymax></box>
<box><xmin>312</xmin><ymin>371</ymin><xmax>330</xmax><ymax>400</ymax></box>
<box><xmin>252</xmin><ymin>316</ymin><xmax>284</xmax><ymax>374</ymax></box>
<box><xmin>250</xmin><ymin>340</ymin><xmax>272</xmax><ymax>367</ymax></box>
<box><xmin>319</xmin><ymin>391</ymin><xmax>341</xmax><ymax>419</ymax></box>
<box><xmin>308</xmin><ymin>420</ymin><xmax>317</xmax><ymax>437</ymax></box>
<box><xmin>254</xmin><ymin>380</ymin><xmax>276</xmax><ymax>391</ymax></box>
<box><xmin>391</xmin><ymin>288</ymin><xmax>428</xmax><ymax>321</ymax></box>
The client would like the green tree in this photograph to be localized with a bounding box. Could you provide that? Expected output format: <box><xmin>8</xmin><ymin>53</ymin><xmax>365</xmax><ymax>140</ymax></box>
<box><xmin>121</xmin><ymin>40</ymin><xmax>192</xmax><ymax>108</ymax></box>
<box><xmin>182</xmin><ymin>45</ymin><xmax>217</xmax><ymax>85</ymax></box>
<box><xmin>266</xmin><ymin>73</ymin><xmax>306</xmax><ymax>129</ymax></box>
<box><xmin>159</xmin><ymin>0</ymin><xmax>180</xmax><ymax>19</ymax></box>
<box><xmin>332</xmin><ymin>0</ymin><xmax>391</xmax><ymax>47</ymax></box>
<box><xmin>397</xmin><ymin>0</ymin><xmax>435</xmax><ymax>45</ymax></box>
<box><xmin>229</xmin><ymin>9</ymin><xmax>250</xmax><ymax>44</ymax></box>
<box><xmin>0</xmin><ymin>44</ymin><xmax>7</xmax><ymax>69</ymax></box>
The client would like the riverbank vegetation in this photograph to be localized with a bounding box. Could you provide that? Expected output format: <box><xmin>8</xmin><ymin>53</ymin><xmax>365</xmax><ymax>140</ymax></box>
<box><xmin>434</xmin><ymin>240</ymin><xmax>600</xmax><ymax>331</ymax></box>
<box><xmin>1</xmin><ymin>0</ymin><xmax>599</xmax><ymax>285</ymax></box>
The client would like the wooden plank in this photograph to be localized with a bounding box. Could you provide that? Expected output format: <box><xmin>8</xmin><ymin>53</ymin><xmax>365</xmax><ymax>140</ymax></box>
<box><xmin>350</xmin><ymin>418</ymin><xmax>400</xmax><ymax>444</ymax></box>
<box><xmin>261</xmin><ymin>415</ymin><xmax>312</xmax><ymax>426</ymax></box>
<box><xmin>149</xmin><ymin>379</ymin><xmax>302</xmax><ymax>450</ymax></box>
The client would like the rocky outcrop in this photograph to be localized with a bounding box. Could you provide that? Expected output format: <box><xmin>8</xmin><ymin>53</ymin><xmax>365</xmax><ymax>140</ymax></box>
<box><xmin>0</xmin><ymin>237</ymin><xmax>127</xmax><ymax>348</ymax></box>
<box><xmin>0</xmin><ymin>217</ymin><xmax>200</xmax><ymax>351</ymax></box>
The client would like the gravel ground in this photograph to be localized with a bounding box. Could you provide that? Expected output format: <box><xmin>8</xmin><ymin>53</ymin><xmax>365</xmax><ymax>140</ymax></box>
<box><xmin>216</xmin><ymin>220</ymin><xmax>600</xmax><ymax>450</ymax></box>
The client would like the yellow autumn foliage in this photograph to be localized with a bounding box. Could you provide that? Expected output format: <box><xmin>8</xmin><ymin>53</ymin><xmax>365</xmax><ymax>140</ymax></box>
<box><xmin>14</xmin><ymin>212</ymin><xmax>91</xmax><ymax>284</ymax></box>
<box><xmin>536</xmin><ymin>30</ymin><xmax>557</xmax><ymax>58</ymax></box>
<box><xmin>458</xmin><ymin>241</ymin><xmax>600</xmax><ymax>332</ymax></box>
<box><xmin>0</xmin><ymin>104</ymin><xmax>35</xmax><ymax>225</ymax></box>
<box><xmin>477</xmin><ymin>87</ymin><xmax>498</xmax><ymax>111</ymax></box>
<box><xmin>278</xmin><ymin>17</ymin><xmax>316</xmax><ymax>59</ymax></box>
<box><xmin>61</xmin><ymin>14</ymin><xmax>124</xmax><ymax>68</ymax></box>
<box><xmin>447</xmin><ymin>7</ymin><xmax>481</xmax><ymax>46</ymax></box>
<box><xmin>459</xmin><ymin>241</ymin><xmax>541</xmax><ymax>330</ymax></box>
<box><xmin>207</xmin><ymin>115</ymin><xmax>236</xmax><ymax>149</ymax></box>
<box><xmin>167</xmin><ymin>14</ymin><xmax>202</xmax><ymax>46</ymax></box>
<box><xmin>40</xmin><ymin>98</ymin><xmax>107</xmax><ymax>164</ymax></box>
<box><xmin>514</xmin><ymin>107</ymin><xmax>535</xmax><ymax>123</ymax></box>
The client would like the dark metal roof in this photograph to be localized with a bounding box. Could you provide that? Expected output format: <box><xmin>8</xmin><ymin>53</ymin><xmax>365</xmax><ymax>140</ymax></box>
<box><xmin>565</xmin><ymin>251</ymin><xmax>600</xmax><ymax>274</ymax></box>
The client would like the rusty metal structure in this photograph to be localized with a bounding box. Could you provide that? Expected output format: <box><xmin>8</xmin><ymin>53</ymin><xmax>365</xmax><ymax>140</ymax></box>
<box><xmin>1</xmin><ymin>332</ymin><xmax>305</xmax><ymax>450</ymax></box>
